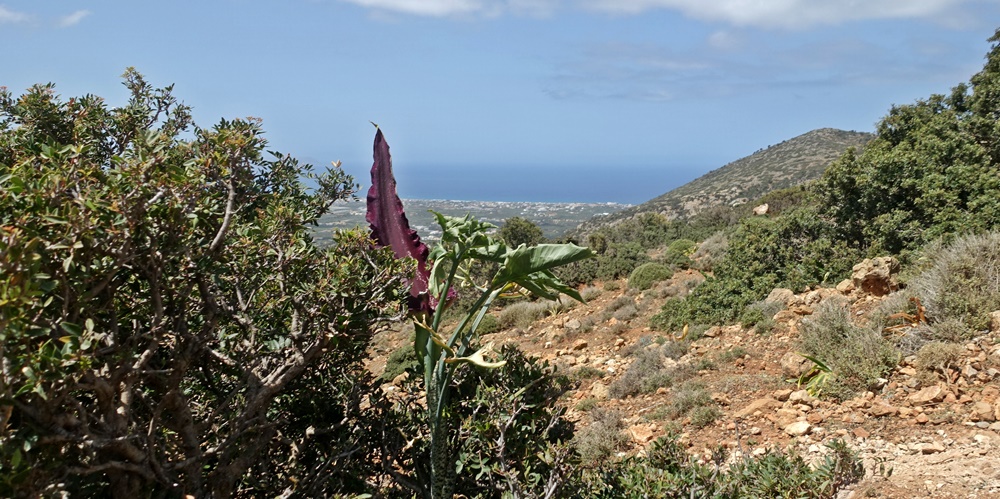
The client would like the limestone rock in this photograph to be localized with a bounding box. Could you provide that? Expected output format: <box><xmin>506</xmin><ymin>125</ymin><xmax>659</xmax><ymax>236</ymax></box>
<box><xmin>629</xmin><ymin>424</ymin><xmax>656</xmax><ymax>444</ymax></box>
<box><xmin>780</xmin><ymin>352</ymin><xmax>814</xmax><ymax>377</ymax></box>
<box><xmin>766</xmin><ymin>288</ymin><xmax>794</xmax><ymax>305</ymax></box>
<box><xmin>753</xmin><ymin>203</ymin><xmax>769</xmax><ymax>216</ymax></box>
<box><xmin>972</xmin><ymin>401</ymin><xmax>995</xmax><ymax>422</ymax></box>
<box><xmin>836</xmin><ymin>279</ymin><xmax>855</xmax><ymax>294</ymax></box>
<box><xmin>908</xmin><ymin>384</ymin><xmax>947</xmax><ymax>405</ymax></box>
<box><xmin>572</xmin><ymin>339</ymin><xmax>588</xmax><ymax>350</ymax></box>
<box><xmin>590</xmin><ymin>381</ymin><xmax>609</xmax><ymax>400</ymax></box>
<box><xmin>784</xmin><ymin>421</ymin><xmax>812</xmax><ymax>437</ymax></box>
<box><xmin>851</xmin><ymin>256</ymin><xmax>901</xmax><ymax>296</ymax></box>
<box><xmin>869</xmin><ymin>402</ymin><xmax>898</xmax><ymax>417</ymax></box>
<box><xmin>564</xmin><ymin>319</ymin><xmax>582</xmax><ymax>331</ymax></box>
<box><xmin>990</xmin><ymin>310</ymin><xmax>1000</xmax><ymax>333</ymax></box>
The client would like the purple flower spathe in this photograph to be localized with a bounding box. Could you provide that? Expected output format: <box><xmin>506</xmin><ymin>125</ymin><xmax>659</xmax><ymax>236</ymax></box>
<box><xmin>366</xmin><ymin>127</ymin><xmax>433</xmax><ymax>314</ymax></box>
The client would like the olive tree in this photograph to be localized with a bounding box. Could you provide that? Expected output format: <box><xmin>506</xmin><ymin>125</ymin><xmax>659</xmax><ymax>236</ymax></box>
<box><xmin>0</xmin><ymin>71</ymin><xmax>408</xmax><ymax>497</ymax></box>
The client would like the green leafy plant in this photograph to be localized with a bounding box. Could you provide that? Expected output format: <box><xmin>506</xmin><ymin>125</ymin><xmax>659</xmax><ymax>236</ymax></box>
<box><xmin>366</xmin><ymin>128</ymin><xmax>592</xmax><ymax>498</ymax></box>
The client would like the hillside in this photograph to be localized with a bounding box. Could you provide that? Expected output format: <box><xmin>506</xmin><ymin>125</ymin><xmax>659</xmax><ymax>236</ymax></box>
<box><xmin>576</xmin><ymin>128</ymin><xmax>872</xmax><ymax>234</ymax></box>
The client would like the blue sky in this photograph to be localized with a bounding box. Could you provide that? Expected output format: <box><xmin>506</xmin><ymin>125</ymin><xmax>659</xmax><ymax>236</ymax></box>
<box><xmin>2</xmin><ymin>1</ymin><xmax>999</xmax><ymax>203</ymax></box>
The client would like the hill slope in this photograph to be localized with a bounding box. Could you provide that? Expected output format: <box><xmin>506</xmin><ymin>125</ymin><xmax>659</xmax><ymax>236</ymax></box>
<box><xmin>577</xmin><ymin>128</ymin><xmax>873</xmax><ymax>233</ymax></box>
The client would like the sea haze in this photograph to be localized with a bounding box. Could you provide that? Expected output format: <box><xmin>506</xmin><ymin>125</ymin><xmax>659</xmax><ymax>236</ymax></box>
<box><xmin>379</xmin><ymin>164</ymin><xmax>706</xmax><ymax>205</ymax></box>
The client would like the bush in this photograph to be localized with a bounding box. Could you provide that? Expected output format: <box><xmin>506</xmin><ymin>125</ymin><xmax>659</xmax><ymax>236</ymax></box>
<box><xmin>575</xmin><ymin>408</ymin><xmax>629</xmax><ymax>465</ymax></box>
<box><xmin>628</xmin><ymin>262</ymin><xmax>674</xmax><ymax>291</ymax></box>
<box><xmin>909</xmin><ymin>231</ymin><xmax>1000</xmax><ymax>334</ymax></box>
<box><xmin>661</xmin><ymin>239</ymin><xmax>696</xmax><ymax>269</ymax></box>
<box><xmin>0</xmin><ymin>73</ymin><xmax>409</xmax><ymax>496</ymax></box>
<box><xmin>475</xmin><ymin>313</ymin><xmax>501</xmax><ymax>335</ymax></box>
<box><xmin>382</xmin><ymin>344</ymin><xmax>419</xmax><ymax>382</ymax></box>
<box><xmin>580</xmin><ymin>285</ymin><xmax>603</xmax><ymax>301</ymax></box>
<box><xmin>800</xmin><ymin>300</ymin><xmax>899</xmax><ymax>399</ymax></box>
<box><xmin>498</xmin><ymin>300</ymin><xmax>550</xmax><ymax>328</ymax></box>
<box><xmin>691</xmin><ymin>231</ymin><xmax>728</xmax><ymax>272</ymax></box>
<box><xmin>498</xmin><ymin>216</ymin><xmax>545</xmax><ymax>247</ymax></box>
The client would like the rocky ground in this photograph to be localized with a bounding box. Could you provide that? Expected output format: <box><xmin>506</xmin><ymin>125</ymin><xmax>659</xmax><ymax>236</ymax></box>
<box><xmin>369</xmin><ymin>262</ymin><xmax>1000</xmax><ymax>498</ymax></box>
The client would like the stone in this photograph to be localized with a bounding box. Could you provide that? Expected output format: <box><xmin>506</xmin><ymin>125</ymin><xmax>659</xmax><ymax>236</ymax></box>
<box><xmin>735</xmin><ymin>398</ymin><xmax>778</xmax><ymax>418</ymax></box>
<box><xmin>806</xmin><ymin>412</ymin><xmax>826</xmax><ymax>424</ymax></box>
<box><xmin>614</xmin><ymin>338</ymin><xmax>626</xmax><ymax>347</ymax></box>
<box><xmin>711</xmin><ymin>392</ymin><xmax>732</xmax><ymax>406</ymax></box>
<box><xmin>703</xmin><ymin>326</ymin><xmax>721</xmax><ymax>338</ymax></box>
<box><xmin>916</xmin><ymin>413</ymin><xmax>930</xmax><ymax>424</ymax></box>
<box><xmin>753</xmin><ymin>203</ymin><xmax>769</xmax><ymax>216</ymax></box>
<box><xmin>836</xmin><ymin>279</ymin><xmax>855</xmax><ymax>294</ymax></box>
<box><xmin>853</xmin><ymin>427</ymin><xmax>871</xmax><ymax>439</ymax></box>
<box><xmin>851</xmin><ymin>256</ymin><xmax>901</xmax><ymax>297</ymax></box>
<box><xmin>572</xmin><ymin>339</ymin><xmax>588</xmax><ymax>350</ymax></box>
<box><xmin>564</xmin><ymin>319</ymin><xmax>582</xmax><ymax>331</ymax></box>
<box><xmin>917</xmin><ymin>442</ymin><xmax>946</xmax><ymax>454</ymax></box>
<box><xmin>869</xmin><ymin>402</ymin><xmax>898</xmax><ymax>417</ymax></box>
<box><xmin>629</xmin><ymin>424</ymin><xmax>656</xmax><ymax>444</ymax></box>
<box><xmin>589</xmin><ymin>382</ymin><xmax>609</xmax><ymax>400</ymax></box>
<box><xmin>772</xmin><ymin>389</ymin><xmax>794</xmax><ymax>402</ymax></box>
<box><xmin>780</xmin><ymin>352</ymin><xmax>814</xmax><ymax>377</ymax></box>
<box><xmin>990</xmin><ymin>311</ymin><xmax>1000</xmax><ymax>333</ymax></box>
<box><xmin>909</xmin><ymin>385</ymin><xmax>947</xmax><ymax>405</ymax></box>
<box><xmin>971</xmin><ymin>401</ymin><xmax>995</xmax><ymax>422</ymax></box>
<box><xmin>766</xmin><ymin>288</ymin><xmax>795</xmax><ymax>305</ymax></box>
<box><xmin>784</xmin><ymin>421</ymin><xmax>812</xmax><ymax>437</ymax></box>
<box><xmin>789</xmin><ymin>390</ymin><xmax>814</xmax><ymax>404</ymax></box>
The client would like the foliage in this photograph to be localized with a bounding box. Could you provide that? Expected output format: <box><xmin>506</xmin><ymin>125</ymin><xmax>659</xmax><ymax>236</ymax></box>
<box><xmin>908</xmin><ymin>231</ymin><xmax>1000</xmax><ymax>334</ymax></box>
<box><xmin>819</xmin><ymin>29</ymin><xmax>1000</xmax><ymax>255</ymax></box>
<box><xmin>0</xmin><ymin>72</ymin><xmax>408</xmax><ymax>496</ymax></box>
<box><xmin>498</xmin><ymin>216</ymin><xmax>545</xmax><ymax>248</ymax></box>
<box><xmin>382</xmin><ymin>343</ymin><xmax>420</xmax><ymax>383</ymax></box>
<box><xmin>660</xmin><ymin>238</ymin><xmax>696</xmax><ymax>269</ymax></box>
<box><xmin>366</xmin><ymin>129</ymin><xmax>592</xmax><ymax>498</ymax></box>
<box><xmin>628</xmin><ymin>262</ymin><xmax>673</xmax><ymax>291</ymax></box>
<box><xmin>498</xmin><ymin>300</ymin><xmax>550</xmax><ymax>329</ymax></box>
<box><xmin>571</xmin><ymin>434</ymin><xmax>863</xmax><ymax>498</ymax></box>
<box><xmin>573</xmin><ymin>408</ymin><xmax>628</xmax><ymax>466</ymax></box>
<box><xmin>799</xmin><ymin>300</ymin><xmax>899</xmax><ymax>400</ymax></box>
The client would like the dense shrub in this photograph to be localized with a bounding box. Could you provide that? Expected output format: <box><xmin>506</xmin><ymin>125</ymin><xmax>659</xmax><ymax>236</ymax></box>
<box><xmin>574</xmin><ymin>409</ymin><xmax>629</xmax><ymax>466</ymax></box>
<box><xmin>628</xmin><ymin>262</ymin><xmax>674</xmax><ymax>290</ymax></box>
<box><xmin>909</xmin><ymin>231</ymin><xmax>1000</xmax><ymax>334</ymax></box>
<box><xmin>800</xmin><ymin>300</ymin><xmax>899</xmax><ymax>399</ymax></box>
<box><xmin>661</xmin><ymin>238</ymin><xmax>696</xmax><ymax>268</ymax></box>
<box><xmin>498</xmin><ymin>300</ymin><xmax>550</xmax><ymax>328</ymax></box>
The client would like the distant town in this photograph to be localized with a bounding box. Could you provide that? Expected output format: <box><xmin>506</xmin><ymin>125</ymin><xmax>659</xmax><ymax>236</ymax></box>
<box><xmin>316</xmin><ymin>198</ymin><xmax>632</xmax><ymax>243</ymax></box>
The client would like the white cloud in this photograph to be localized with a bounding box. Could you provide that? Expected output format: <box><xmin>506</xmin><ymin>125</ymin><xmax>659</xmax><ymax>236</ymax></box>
<box><xmin>58</xmin><ymin>9</ymin><xmax>91</xmax><ymax>28</ymax></box>
<box><xmin>580</xmin><ymin>0</ymin><xmax>973</xmax><ymax>29</ymax></box>
<box><xmin>339</xmin><ymin>0</ymin><xmax>558</xmax><ymax>17</ymax></box>
<box><xmin>340</xmin><ymin>0</ymin><xmax>484</xmax><ymax>16</ymax></box>
<box><xmin>0</xmin><ymin>5</ymin><xmax>29</xmax><ymax>23</ymax></box>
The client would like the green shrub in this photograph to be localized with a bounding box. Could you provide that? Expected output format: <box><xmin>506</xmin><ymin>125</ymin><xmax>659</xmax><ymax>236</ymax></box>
<box><xmin>717</xmin><ymin>347</ymin><xmax>749</xmax><ymax>363</ymax></box>
<box><xmin>612</xmin><ymin>304</ymin><xmax>640</xmax><ymax>322</ymax></box>
<box><xmin>910</xmin><ymin>231</ymin><xmax>1000</xmax><ymax>334</ymax></box>
<box><xmin>381</xmin><ymin>344</ymin><xmax>419</xmax><ymax>383</ymax></box>
<box><xmin>665</xmin><ymin>381</ymin><xmax>714</xmax><ymax>420</ymax></box>
<box><xmin>475</xmin><ymin>313</ymin><xmax>501</xmax><ymax>335</ymax></box>
<box><xmin>689</xmin><ymin>405</ymin><xmax>722</xmax><ymax>429</ymax></box>
<box><xmin>661</xmin><ymin>239</ymin><xmax>696</xmax><ymax>269</ymax></box>
<box><xmin>800</xmin><ymin>300</ymin><xmax>899</xmax><ymax>399</ymax></box>
<box><xmin>604</xmin><ymin>280</ymin><xmax>621</xmax><ymax>291</ymax></box>
<box><xmin>915</xmin><ymin>341</ymin><xmax>964</xmax><ymax>374</ymax></box>
<box><xmin>498</xmin><ymin>300</ymin><xmax>550</xmax><ymax>328</ymax></box>
<box><xmin>581</xmin><ymin>286</ymin><xmax>603</xmax><ymax>301</ymax></box>
<box><xmin>691</xmin><ymin>231</ymin><xmax>728</xmax><ymax>272</ymax></box>
<box><xmin>628</xmin><ymin>262</ymin><xmax>674</xmax><ymax>291</ymax></box>
<box><xmin>575</xmin><ymin>408</ymin><xmax>629</xmax><ymax>465</ymax></box>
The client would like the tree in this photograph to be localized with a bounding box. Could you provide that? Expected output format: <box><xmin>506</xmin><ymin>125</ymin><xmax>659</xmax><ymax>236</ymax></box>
<box><xmin>819</xmin><ymin>28</ymin><xmax>1000</xmax><ymax>255</ymax></box>
<box><xmin>498</xmin><ymin>216</ymin><xmax>545</xmax><ymax>248</ymax></box>
<box><xmin>0</xmin><ymin>71</ymin><xmax>408</xmax><ymax>497</ymax></box>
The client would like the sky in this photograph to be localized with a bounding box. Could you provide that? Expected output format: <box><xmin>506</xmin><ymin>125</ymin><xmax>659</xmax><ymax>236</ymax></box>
<box><xmin>2</xmin><ymin>1</ymin><xmax>1000</xmax><ymax>203</ymax></box>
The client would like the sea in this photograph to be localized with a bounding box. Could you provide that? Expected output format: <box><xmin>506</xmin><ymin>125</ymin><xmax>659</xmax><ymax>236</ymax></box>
<box><xmin>354</xmin><ymin>164</ymin><xmax>705</xmax><ymax>205</ymax></box>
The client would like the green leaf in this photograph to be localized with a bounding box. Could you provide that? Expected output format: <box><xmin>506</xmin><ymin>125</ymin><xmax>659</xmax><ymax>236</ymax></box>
<box><xmin>60</xmin><ymin>322</ymin><xmax>82</xmax><ymax>336</ymax></box>
<box><xmin>497</xmin><ymin>243</ymin><xmax>593</xmax><ymax>282</ymax></box>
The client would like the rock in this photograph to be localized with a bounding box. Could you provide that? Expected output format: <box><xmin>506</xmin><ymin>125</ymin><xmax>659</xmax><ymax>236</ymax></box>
<box><xmin>628</xmin><ymin>424</ymin><xmax>656</xmax><ymax>444</ymax></box>
<box><xmin>852</xmin><ymin>427</ymin><xmax>871</xmax><ymax>438</ymax></box>
<box><xmin>789</xmin><ymin>390</ymin><xmax>814</xmax><ymax>404</ymax></box>
<box><xmin>908</xmin><ymin>384</ymin><xmax>947</xmax><ymax>405</ymax></box>
<box><xmin>963</xmin><ymin>365</ymin><xmax>980</xmax><ymax>378</ymax></box>
<box><xmin>766</xmin><ymin>288</ymin><xmax>795</xmax><ymax>305</ymax></box>
<box><xmin>703</xmin><ymin>326</ymin><xmax>721</xmax><ymax>338</ymax></box>
<box><xmin>973</xmin><ymin>401</ymin><xmax>996</xmax><ymax>422</ymax></box>
<box><xmin>614</xmin><ymin>338</ymin><xmax>626</xmax><ymax>347</ymax></box>
<box><xmin>780</xmin><ymin>352</ymin><xmax>814</xmax><ymax>377</ymax></box>
<box><xmin>753</xmin><ymin>203</ymin><xmax>769</xmax><ymax>216</ymax></box>
<box><xmin>807</xmin><ymin>412</ymin><xmax>826</xmax><ymax>424</ymax></box>
<box><xmin>572</xmin><ymin>339</ymin><xmax>588</xmax><ymax>350</ymax></box>
<box><xmin>836</xmin><ymin>279</ymin><xmax>855</xmax><ymax>294</ymax></box>
<box><xmin>711</xmin><ymin>392</ymin><xmax>732</xmax><ymax>406</ymax></box>
<box><xmin>590</xmin><ymin>382</ymin><xmax>609</xmax><ymax>400</ymax></box>
<box><xmin>735</xmin><ymin>398</ymin><xmax>779</xmax><ymax>418</ymax></box>
<box><xmin>851</xmin><ymin>256</ymin><xmax>901</xmax><ymax>296</ymax></box>
<box><xmin>990</xmin><ymin>311</ymin><xmax>1000</xmax><ymax>333</ymax></box>
<box><xmin>564</xmin><ymin>319</ymin><xmax>582</xmax><ymax>331</ymax></box>
<box><xmin>917</xmin><ymin>442</ymin><xmax>946</xmax><ymax>454</ymax></box>
<box><xmin>772</xmin><ymin>389</ymin><xmax>794</xmax><ymax>402</ymax></box>
<box><xmin>916</xmin><ymin>413</ymin><xmax>930</xmax><ymax>424</ymax></box>
<box><xmin>869</xmin><ymin>402</ymin><xmax>898</xmax><ymax>417</ymax></box>
<box><xmin>784</xmin><ymin>421</ymin><xmax>812</xmax><ymax>437</ymax></box>
<box><xmin>392</xmin><ymin>371</ymin><xmax>409</xmax><ymax>386</ymax></box>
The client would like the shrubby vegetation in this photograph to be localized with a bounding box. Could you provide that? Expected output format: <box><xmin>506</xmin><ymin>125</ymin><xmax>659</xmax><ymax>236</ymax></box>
<box><xmin>0</xmin><ymin>72</ymin><xmax>409</xmax><ymax>496</ymax></box>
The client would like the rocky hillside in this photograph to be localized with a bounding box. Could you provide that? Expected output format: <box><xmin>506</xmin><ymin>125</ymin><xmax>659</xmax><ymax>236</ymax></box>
<box><xmin>371</xmin><ymin>259</ymin><xmax>1000</xmax><ymax>498</ymax></box>
<box><xmin>576</xmin><ymin>128</ymin><xmax>872</xmax><ymax>233</ymax></box>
